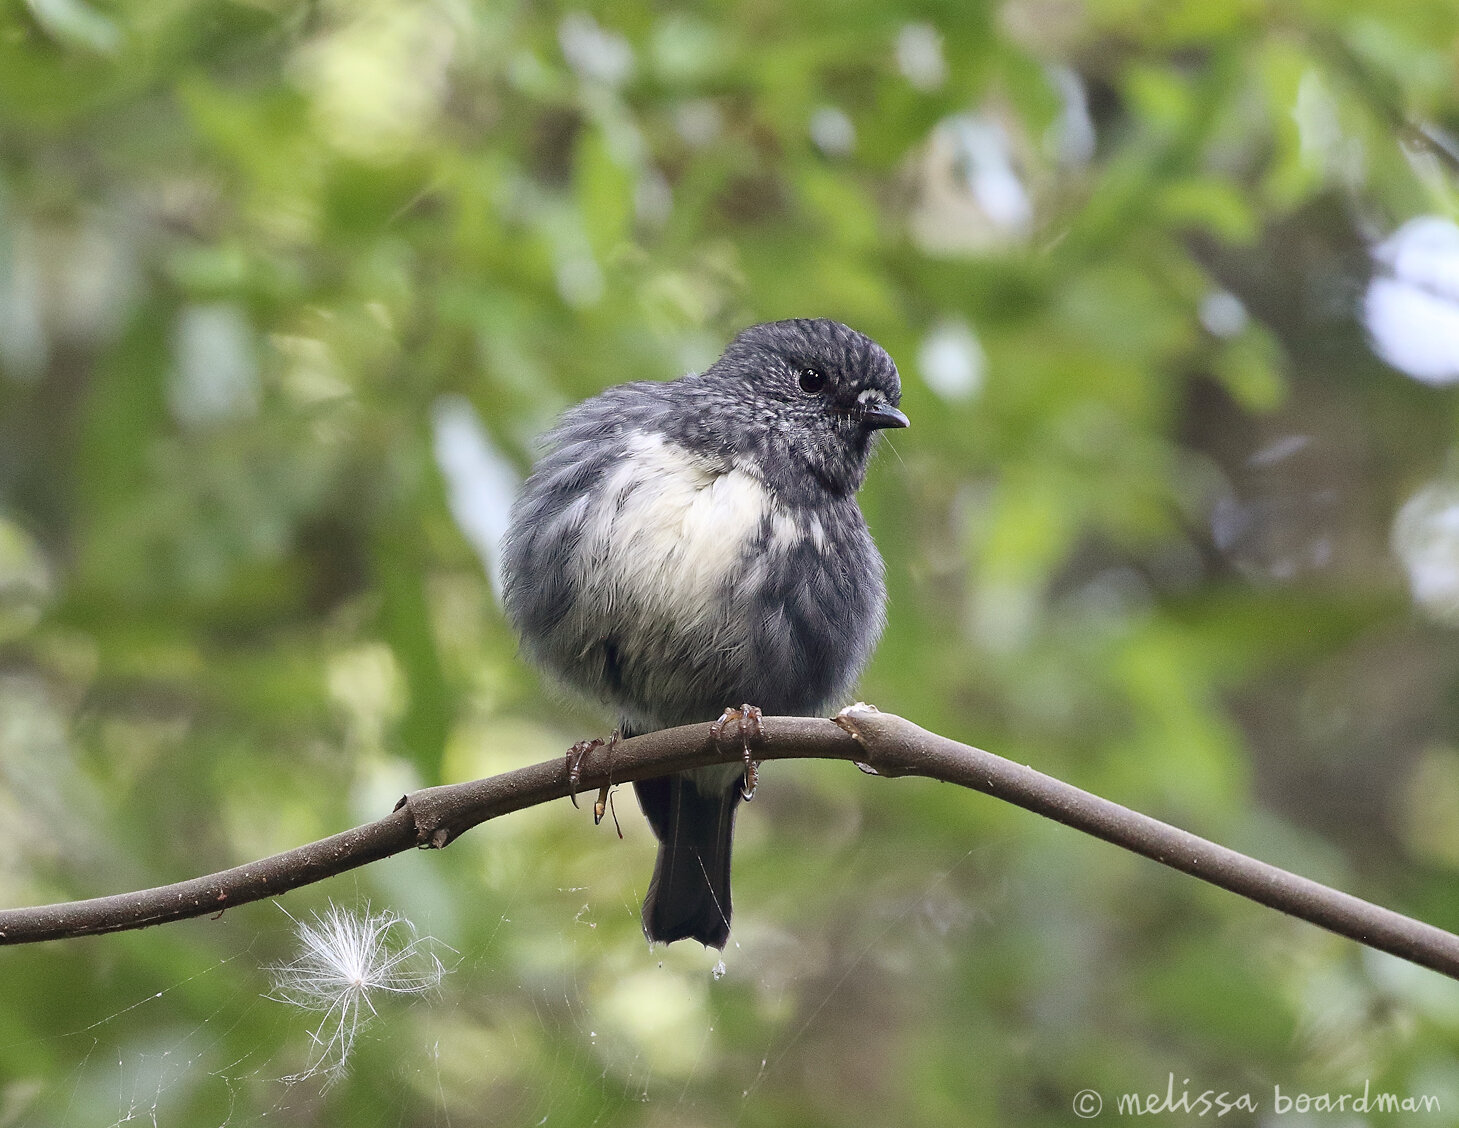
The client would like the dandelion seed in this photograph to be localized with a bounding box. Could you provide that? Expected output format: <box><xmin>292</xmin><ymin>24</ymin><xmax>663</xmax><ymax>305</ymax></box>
<box><xmin>267</xmin><ymin>904</ymin><xmax>450</xmax><ymax>1087</ymax></box>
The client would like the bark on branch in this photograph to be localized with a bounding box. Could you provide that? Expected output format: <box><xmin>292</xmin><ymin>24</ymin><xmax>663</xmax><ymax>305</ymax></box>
<box><xmin>4</xmin><ymin>707</ymin><xmax>1458</xmax><ymax>981</ymax></box>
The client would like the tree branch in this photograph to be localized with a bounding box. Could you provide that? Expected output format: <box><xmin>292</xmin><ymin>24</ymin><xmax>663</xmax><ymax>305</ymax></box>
<box><xmin>4</xmin><ymin>707</ymin><xmax>1458</xmax><ymax>981</ymax></box>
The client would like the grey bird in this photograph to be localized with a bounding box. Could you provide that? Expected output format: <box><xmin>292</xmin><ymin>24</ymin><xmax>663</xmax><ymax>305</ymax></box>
<box><xmin>501</xmin><ymin>318</ymin><xmax>906</xmax><ymax>948</ymax></box>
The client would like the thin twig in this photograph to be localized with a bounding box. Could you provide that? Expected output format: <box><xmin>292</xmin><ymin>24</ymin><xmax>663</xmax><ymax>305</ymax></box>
<box><xmin>3</xmin><ymin>707</ymin><xmax>1458</xmax><ymax>981</ymax></box>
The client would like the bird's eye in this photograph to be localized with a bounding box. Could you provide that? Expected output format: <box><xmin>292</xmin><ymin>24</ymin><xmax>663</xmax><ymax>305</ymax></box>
<box><xmin>797</xmin><ymin>367</ymin><xmax>827</xmax><ymax>394</ymax></box>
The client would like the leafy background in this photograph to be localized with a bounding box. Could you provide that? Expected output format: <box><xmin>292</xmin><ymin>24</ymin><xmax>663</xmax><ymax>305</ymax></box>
<box><xmin>3</xmin><ymin>0</ymin><xmax>1459</xmax><ymax>1123</ymax></box>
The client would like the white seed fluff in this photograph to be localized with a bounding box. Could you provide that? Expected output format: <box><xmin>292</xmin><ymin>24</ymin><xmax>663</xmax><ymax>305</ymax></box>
<box><xmin>267</xmin><ymin>904</ymin><xmax>449</xmax><ymax>1086</ymax></box>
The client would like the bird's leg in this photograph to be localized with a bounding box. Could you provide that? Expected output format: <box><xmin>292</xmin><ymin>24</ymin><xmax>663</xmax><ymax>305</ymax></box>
<box><xmin>566</xmin><ymin>737</ymin><xmax>604</xmax><ymax>808</ymax></box>
<box><xmin>593</xmin><ymin>728</ymin><xmax>621</xmax><ymax>828</ymax></box>
<box><xmin>711</xmin><ymin>704</ymin><xmax>764</xmax><ymax>800</ymax></box>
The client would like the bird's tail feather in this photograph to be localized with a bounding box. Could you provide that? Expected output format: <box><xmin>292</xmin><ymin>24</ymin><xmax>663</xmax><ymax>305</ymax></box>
<box><xmin>634</xmin><ymin>770</ymin><xmax>741</xmax><ymax>948</ymax></box>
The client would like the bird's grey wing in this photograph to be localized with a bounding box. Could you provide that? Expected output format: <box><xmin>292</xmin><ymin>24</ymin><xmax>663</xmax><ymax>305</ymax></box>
<box><xmin>500</xmin><ymin>382</ymin><xmax>685</xmax><ymax>707</ymax></box>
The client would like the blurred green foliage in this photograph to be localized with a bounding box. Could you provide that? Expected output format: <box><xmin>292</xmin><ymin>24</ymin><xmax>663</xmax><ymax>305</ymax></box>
<box><xmin>4</xmin><ymin>0</ymin><xmax>1459</xmax><ymax>1123</ymax></box>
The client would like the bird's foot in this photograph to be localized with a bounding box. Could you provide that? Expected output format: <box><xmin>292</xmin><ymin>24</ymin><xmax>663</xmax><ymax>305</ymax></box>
<box><xmin>711</xmin><ymin>704</ymin><xmax>763</xmax><ymax>800</ymax></box>
<box><xmin>563</xmin><ymin>729</ymin><xmax>615</xmax><ymax>811</ymax></box>
<box><xmin>565</xmin><ymin>738</ymin><xmax>601</xmax><ymax>807</ymax></box>
<box><xmin>593</xmin><ymin>729</ymin><xmax>621</xmax><ymax>828</ymax></box>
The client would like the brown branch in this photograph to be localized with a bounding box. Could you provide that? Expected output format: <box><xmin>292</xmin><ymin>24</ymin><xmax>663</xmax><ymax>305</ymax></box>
<box><xmin>3</xmin><ymin>707</ymin><xmax>1458</xmax><ymax>981</ymax></box>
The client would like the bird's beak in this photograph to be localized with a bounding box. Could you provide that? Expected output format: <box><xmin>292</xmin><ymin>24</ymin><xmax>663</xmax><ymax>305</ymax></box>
<box><xmin>860</xmin><ymin>403</ymin><xmax>910</xmax><ymax>431</ymax></box>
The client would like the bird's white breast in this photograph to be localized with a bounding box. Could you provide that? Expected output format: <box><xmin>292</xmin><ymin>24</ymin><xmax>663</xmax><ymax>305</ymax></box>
<box><xmin>574</xmin><ymin>431</ymin><xmax>771</xmax><ymax>630</ymax></box>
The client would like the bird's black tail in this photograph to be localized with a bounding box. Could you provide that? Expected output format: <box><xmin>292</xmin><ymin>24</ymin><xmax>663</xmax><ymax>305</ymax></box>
<box><xmin>634</xmin><ymin>768</ymin><xmax>742</xmax><ymax>948</ymax></box>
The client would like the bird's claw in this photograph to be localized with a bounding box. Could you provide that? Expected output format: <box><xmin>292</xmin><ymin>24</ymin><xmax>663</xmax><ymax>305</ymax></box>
<box><xmin>568</xmin><ymin>730</ymin><xmax>621</xmax><ymax>817</ymax></box>
<box><xmin>565</xmin><ymin>738</ymin><xmax>603</xmax><ymax>807</ymax></box>
<box><xmin>711</xmin><ymin>704</ymin><xmax>763</xmax><ymax>801</ymax></box>
<box><xmin>741</xmin><ymin>760</ymin><xmax>759</xmax><ymax>801</ymax></box>
<box><xmin>595</xmin><ymin>781</ymin><xmax>624</xmax><ymax>837</ymax></box>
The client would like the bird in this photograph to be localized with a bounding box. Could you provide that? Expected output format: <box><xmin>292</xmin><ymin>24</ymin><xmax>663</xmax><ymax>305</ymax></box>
<box><xmin>501</xmin><ymin>318</ymin><xmax>906</xmax><ymax>948</ymax></box>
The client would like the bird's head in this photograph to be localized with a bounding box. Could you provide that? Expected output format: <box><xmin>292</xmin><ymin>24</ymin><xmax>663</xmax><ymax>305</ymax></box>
<box><xmin>703</xmin><ymin>318</ymin><xmax>907</xmax><ymax>497</ymax></box>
